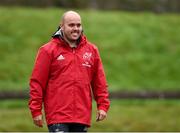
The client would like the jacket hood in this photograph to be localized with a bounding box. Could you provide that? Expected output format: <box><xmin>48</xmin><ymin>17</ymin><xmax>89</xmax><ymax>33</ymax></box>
<box><xmin>52</xmin><ymin>26</ymin><xmax>62</xmax><ymax>38</ymax></box>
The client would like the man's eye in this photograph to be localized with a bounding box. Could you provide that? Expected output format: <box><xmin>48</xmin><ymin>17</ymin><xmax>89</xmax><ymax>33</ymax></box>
<box><xmin>69</xmin><ymin>24</ymin><xmax>74</xmax><ymax>27</ymax></box>
<box><xmin>77</xmin><ymin>24</ymin><xmax>81</xmax><ymax>27</ymax></box>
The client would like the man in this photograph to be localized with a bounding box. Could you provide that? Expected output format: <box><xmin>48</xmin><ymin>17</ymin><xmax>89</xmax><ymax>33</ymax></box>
<box><xmin>29</xmin><ymin>11</ymin><xmax>110</xmax><ymax>132</ymax></box>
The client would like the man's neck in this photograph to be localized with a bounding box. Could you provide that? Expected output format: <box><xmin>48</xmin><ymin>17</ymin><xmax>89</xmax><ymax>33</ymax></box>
<box><xmin>64</xmin><ymin>37</ymin><xmax>77</xmax><ymax>48</ymax></box>
<box><xmin>69</xmin><ymin>42</ymin><xmax>77</xmax><ymax>48</ymax></box>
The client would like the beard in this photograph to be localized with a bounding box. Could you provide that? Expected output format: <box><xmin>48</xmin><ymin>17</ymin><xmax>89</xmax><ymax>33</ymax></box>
<box><xmin>63</xmin><ymin>31</ymin><xmax>82</xmax><ymax>43</ymax></box>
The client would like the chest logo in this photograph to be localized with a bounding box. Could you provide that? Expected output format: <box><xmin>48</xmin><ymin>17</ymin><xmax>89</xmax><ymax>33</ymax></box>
<box><xmin>82</xmin><ymin>52</ymin><xmax>92</xmax><ymax>68</ymax></box>
<box><xmin>83</xmin><ymin>52</ymin><xmax>92</xmax><ymax>60</ymax></box>
<box><xmin>57</xmin><ymin>54</ymin><xmax>65</xmax><ymax>60</ymax></box>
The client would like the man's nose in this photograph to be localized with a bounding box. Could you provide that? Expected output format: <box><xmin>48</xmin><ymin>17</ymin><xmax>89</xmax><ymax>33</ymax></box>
<box><xmin>73</xmin><ymin>25</ymin><xmax>78</xmax><ymax>30</ymax></box>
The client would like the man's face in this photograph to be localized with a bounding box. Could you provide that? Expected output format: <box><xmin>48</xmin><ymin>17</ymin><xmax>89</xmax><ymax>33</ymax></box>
<box><xmin>61</xmin><ymin>14</ymin><xmax>82</xmax><ymax>43</ymax></box>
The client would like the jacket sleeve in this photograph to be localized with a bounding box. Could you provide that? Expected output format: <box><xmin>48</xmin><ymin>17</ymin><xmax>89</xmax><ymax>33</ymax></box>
<box><xmin>28</xmin><ymin>47</ymin><xmax>51</xmax><ymax>118</ymax></box>
<box><xmin>91</xmin><ymin>47</ymin><xmax>110</xmax><ymax>112</ymax></box>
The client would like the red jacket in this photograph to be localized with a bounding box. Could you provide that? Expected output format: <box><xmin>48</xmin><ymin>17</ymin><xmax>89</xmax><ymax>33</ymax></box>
<box><xmin>29</xmin><ymin>35</ymin><xmax>110</xmax><ymax>126</ymax></box>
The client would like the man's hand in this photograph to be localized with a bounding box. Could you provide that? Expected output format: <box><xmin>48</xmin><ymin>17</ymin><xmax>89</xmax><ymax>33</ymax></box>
<box><xmin>33</xmin><ymin>114</ymin><xmax>43</xmax><ymax>127</ymax></box>
<box><xmin>96</xmin><ymin>110</ymin><xmax>107</xmax><ymax>122</ymax></box>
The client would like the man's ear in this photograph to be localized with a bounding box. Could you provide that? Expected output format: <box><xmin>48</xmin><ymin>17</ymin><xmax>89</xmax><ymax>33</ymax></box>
<box><xmin>60</xmin><ymin>23</ymin><xmax>63</xmax><ymax>30</ymax></box>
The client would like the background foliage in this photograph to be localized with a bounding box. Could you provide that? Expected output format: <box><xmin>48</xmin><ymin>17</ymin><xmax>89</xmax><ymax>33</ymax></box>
<box><xmin>0</xmin><ymin>0</ymin><xmax>180</xmax><ymax>12</ymax></box>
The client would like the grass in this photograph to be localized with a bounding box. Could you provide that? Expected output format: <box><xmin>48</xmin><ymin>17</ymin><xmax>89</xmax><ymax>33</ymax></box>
<box><xmin>0</xmin><ymin>99</ymin><xmax>180</xmax><ymax>131</ymax></box>
<box><xmin>91</xmin><ymin>99</ymin><xmax>180</xmax><ymax>131</ymax></box>
<box><xmin>0</xmin><ymin>7</ymin><xmax>180</xmax><ymax>91</ymax></box>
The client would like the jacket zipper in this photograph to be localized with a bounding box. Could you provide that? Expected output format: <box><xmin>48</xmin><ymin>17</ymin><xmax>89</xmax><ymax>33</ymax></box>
<box><xmin>72</xmin><ymin>48</ymin><xmax>75</xmax><ymax>54</ymax></box>
<box><xmin>72</xmin><ymin>47</ymin><xmax>76</xmax><ymax>119</ymax></box>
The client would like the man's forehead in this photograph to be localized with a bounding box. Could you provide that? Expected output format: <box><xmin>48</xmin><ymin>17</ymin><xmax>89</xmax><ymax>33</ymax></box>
<box><xmin>61</xmin><ymin>11</ymin><xmax>81</xmax><ymax>24</ymax></box>
<box><xmin>63</xmin><ymin>11</ymin><xmax>81</xmax><ymax>19</ymax></box>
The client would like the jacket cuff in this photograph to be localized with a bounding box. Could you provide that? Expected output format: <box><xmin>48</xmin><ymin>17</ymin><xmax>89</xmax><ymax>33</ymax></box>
<box><xmin>98</xmin><ymin>106</ymin><xmax>108</xmax><ymax>113</ymax></box>
<box><xmin>31</xmin><ymin>110</ymin><xmax>42</xmax><ymax>118</ymax></box>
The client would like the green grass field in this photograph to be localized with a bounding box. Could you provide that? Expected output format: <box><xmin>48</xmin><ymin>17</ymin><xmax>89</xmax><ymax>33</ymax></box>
<box><xmin>0</xmin><ymin>99</ymin><xmax>180</xmax><ymax>131</ymax></box>
<box><xmin>0</xmin><ymin>7</ymin><xmax>180</xmax><ymax>91</ymax></box>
